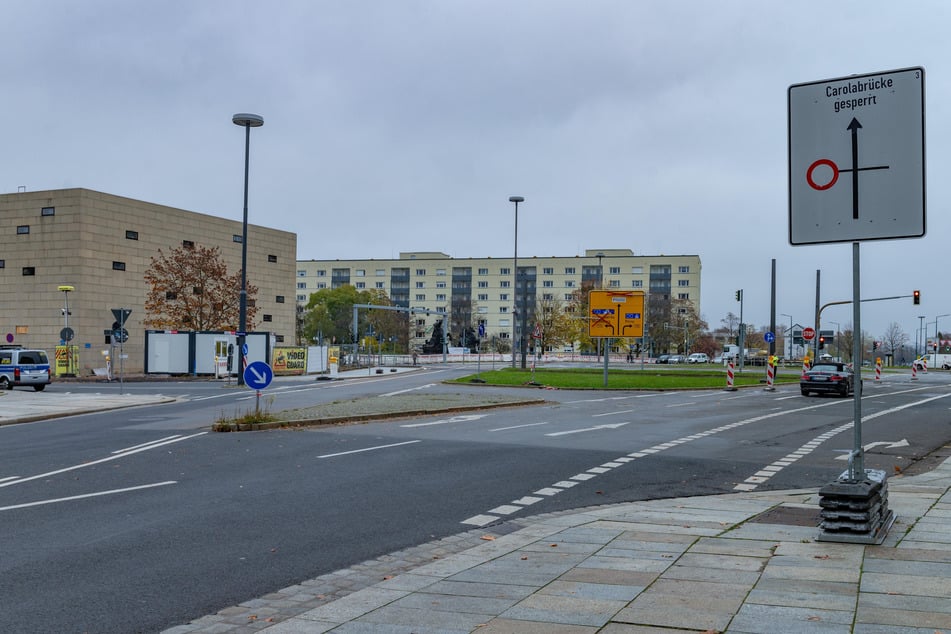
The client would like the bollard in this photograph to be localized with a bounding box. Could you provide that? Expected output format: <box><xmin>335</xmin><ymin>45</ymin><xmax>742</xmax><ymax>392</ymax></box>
<box><xmin>875</xmin><ymin>357</ymin><xmax>882</xmax><ymax>382</ymax></box>
<box><xmin>764</xmin><ymin>356</ymin><xmax>776</xmax><ymax>391</ymax></box>
<box><xmin>724</xmin><ymin>360</ymin><xmax>737</xmax><ymax>391</ymax></box>
<box><xmin>911</xmin><ymin>363</ymin><xmax>918</xmax><ymax>381</ymax></box>
<box><xmin>802</xmin><ymin>356</ymin><xmax>811</xmax><ymax>374</ymax></box>
<box><xmin>923</xmin><ymin>357</ymin><xmax>928</xmax><ymax>373</ymax></box>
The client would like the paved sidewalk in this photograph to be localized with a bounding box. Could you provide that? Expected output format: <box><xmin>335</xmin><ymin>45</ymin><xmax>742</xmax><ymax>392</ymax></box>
<box><xmin>167</xmin><ymin>457</ymin><xmax>951</xmax><ymax>634</ymax></box>
<box><xmin>0</xmin><ymin>387</ymin><xmax>177</xmax><ymax>425</ymax></box>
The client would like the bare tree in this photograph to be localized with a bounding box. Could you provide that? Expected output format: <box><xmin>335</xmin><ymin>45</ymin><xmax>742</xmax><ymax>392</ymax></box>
<box><xmin>881</xmin><ymin>322</ymin><xmax>908</xmax><ymax>360</ymax></box>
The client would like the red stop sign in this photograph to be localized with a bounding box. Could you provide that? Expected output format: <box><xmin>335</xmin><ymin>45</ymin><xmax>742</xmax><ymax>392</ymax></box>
<box><xmin>803</xmin><ymin>327</ymin><xmax>816</xmax><ymax>341</ymax></box>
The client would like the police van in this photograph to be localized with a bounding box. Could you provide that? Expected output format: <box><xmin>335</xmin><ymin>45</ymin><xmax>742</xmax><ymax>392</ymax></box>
<box><xmin>0</xmin><ymin>346</ymin><xmax>52</xmax><ymax>391</ymax></box>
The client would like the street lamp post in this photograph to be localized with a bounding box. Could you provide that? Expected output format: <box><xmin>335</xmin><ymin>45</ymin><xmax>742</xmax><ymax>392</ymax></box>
<box><xmin>232</xmin><ymin>113</ymin><xmax>264</xmax><ymax>386</ymax></box>
<box><xmin>58</xmin><ymin>285</ymin><xmax>75</xmax><ymax>375</ymax></box>
<box><xmin>917</xmin><ymin>315</ymin><xmax>926</xmax><ymax>359</ymax></box>
<box><xmin>509</xmin><ymin>196</ymin><xmax>524</xmax><ymax>369</ymax></box>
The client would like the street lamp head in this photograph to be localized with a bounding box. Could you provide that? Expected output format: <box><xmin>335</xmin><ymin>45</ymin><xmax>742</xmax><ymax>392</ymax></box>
<box><xmin>232</xmin><ymin>113</ymin><xmax>264</xmax><ymax>127</ymax></box>
<box><xmin>57</xmin><ymin>285</ymin><xmax>75</xmax><ymax>292</ymax></box>
<box><xmin>508</xmin><ymin>196</ymin><xmax>524</xmax><ymax>203</ymax></box>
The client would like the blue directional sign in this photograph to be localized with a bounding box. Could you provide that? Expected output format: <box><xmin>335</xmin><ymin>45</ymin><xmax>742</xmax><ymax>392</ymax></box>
<box><xmin>243</xmin><ymin>361</ymin><xmax>273</xmax><ymax>390</ymax></box>
<box><xmin>764</xmin><ymin>332</ymin><xmax>776</xmax><ymax>343</ymax></box>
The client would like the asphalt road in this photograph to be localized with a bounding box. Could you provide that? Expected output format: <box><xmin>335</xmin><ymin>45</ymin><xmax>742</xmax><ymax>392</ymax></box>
<box><xmin>2</xmin><ymin>367</ymin><xmax>949</xmax><ymax>632</ymax></box>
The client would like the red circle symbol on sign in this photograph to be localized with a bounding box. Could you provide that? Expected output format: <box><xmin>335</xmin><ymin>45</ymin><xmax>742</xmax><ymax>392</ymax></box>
<box><xmin>803</xmin><ymin>327</ymin><xmax>816</xmax><ymax>341</ymax></box>
<box><xmin>806</xmin><ymin>159</ymin><xmax>839</xmax><ymax>191</ymax></box>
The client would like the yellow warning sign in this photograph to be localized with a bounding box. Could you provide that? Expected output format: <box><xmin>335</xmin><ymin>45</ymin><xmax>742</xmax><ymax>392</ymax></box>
<box><xmin>589</xmin><ymin>290</ymin><xmax>645</xmax><ymax>338</ymax></box>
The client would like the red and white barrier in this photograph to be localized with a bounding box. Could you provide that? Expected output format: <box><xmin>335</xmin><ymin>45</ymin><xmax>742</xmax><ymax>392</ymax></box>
<box><xmin>725</xmin><ymin>361</ymin><xmax>737</xmax><ymax>391</ymax></box>
<box><xmin>764</xmin><ymin>356</ymin><xmax>776</xmax><ymax>391</ymax></box>
<box><xmin>911</xmin><ymin>363</ymin><xmax>918</xmax><ymax>381</ymax></box>
<box><xmin>923</xmin><ymin>357</ymin><xmax>929</xmax><ymax>373</ymax></box>
<box><xmin>875</xmin><ymin>358</ymin><xmax>882</xmax><ymax>382</ymax></box>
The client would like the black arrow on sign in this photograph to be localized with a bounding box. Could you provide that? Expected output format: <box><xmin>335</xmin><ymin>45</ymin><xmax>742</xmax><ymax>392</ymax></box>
<box><xmin>840</xmin><ymin>117</ymin><xmax>889</xmax><ymax>221</ymax></box>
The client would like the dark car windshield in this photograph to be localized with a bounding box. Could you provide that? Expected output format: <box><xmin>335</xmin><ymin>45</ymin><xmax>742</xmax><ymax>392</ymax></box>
<box><xmin>810</xmin><ymin>363</ymin><xmax>845</xmax><ymax>373</ymax></box>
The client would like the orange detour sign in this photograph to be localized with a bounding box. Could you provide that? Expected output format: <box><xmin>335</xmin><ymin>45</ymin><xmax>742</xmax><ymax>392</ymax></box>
<box><xmin>589</xmin><ymin>290</ymin><xmax>645</xmax><ymax>338</ymax></box>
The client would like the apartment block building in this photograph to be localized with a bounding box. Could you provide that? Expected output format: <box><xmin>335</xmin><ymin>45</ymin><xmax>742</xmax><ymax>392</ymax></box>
<box><xmin>296</xmin><ymin>249</ymin><xmax>701</xmax><ymax>352</ymax></box>
<box><xmin>0</xmin><ymin>188</ymin><xmax>297</xmax><ymax>373</ymax></box>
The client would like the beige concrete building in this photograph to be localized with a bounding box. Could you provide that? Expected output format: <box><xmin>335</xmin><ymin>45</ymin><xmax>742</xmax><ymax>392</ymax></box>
<box><xmin>0</xmin><ymin>188</ymin><xmax>296</xmax><ymax>373</ymax></box>
<box><xmin>296</xmin><ymin>249</ymin><xmax>701</xmax><ymax>353</ymax></box>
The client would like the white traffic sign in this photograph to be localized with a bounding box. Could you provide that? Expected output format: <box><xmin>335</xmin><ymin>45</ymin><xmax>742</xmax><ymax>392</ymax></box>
<box><xmin>788</xmin><ymin>67</ymin><xmax>925</xmax><ymax>245</ymax></box>
<box><xmin>802</xmin><ymin>327</ymin><xmax>816</xmax><ymax>341</ymax></box>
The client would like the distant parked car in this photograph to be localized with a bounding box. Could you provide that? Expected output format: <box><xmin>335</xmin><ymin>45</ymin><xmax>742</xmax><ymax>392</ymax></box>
<box><xmin>667</xmin><ymin>354</ymin><xmax>686</xmax><ymax>364</ymax></box>
<box><xmin>801</xmin><ymin>362</ymin><xmax>855</xmax><ymax>397</ymax></box>
<box><xmin>656</xmin><ymin>354</ymin><xmax>670</xmax><ymax>364</ymax></box>
<box><xmin>687</xmin><ymin>353</ymin><xmax>709</xmax><ymax>364</ymax></box>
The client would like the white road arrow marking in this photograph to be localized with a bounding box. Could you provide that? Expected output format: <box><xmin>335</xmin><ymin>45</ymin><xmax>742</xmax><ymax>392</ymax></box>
<box><xmin>835</xmin><ymin>438</ymin><xmax>910</xmax><ymax>459</ymax></box>
<box><xmin>545</xmin><ymin>422</ymin><xmax>630</xmax><ymax>437</ymax></box>
<box><xmin>400</xmin><ymin>414</ymin><xmax>486</xmax><ymax>428</ymax></box>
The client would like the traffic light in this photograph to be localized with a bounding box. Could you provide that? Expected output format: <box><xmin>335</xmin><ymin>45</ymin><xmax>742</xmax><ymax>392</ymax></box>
<box><xmin>872</xmin><ymin>341</ymin><xmax>879</xmax><ymax>350</ymax></box>
<box><xmin>818</xmin><ymin>336</ymin><xmax>825</xmax><ymax>350</ymax></box>
<box><xmin>913</xmin><ymin>289</ymin><xmax>921</xmax><ymax>305</ymax></box>
<box><xmin>735</xmin><ymin>290</ymin><xmax>742</xmax><ymax>301</ymax></box>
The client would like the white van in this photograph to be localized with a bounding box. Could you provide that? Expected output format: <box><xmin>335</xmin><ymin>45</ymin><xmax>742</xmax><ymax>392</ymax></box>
<box><xmin>0</xmin><ymin>346</ymin><xmax>52</xmax><ymax>391</ymax></box>
<box><xmin>687</xmin><ymin>353</ymin><xmax>709</xmax><ymax>364</ymax></box>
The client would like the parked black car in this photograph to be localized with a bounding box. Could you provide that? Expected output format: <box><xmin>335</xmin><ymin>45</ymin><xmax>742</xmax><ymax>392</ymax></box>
<box><xmin>800</xmin><ymin>362</ymin><xmax>855</xmax><ymax>397</ymax></box>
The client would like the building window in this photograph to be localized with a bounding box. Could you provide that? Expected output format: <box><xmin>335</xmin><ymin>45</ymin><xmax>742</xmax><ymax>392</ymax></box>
<box><xmin>436</xmin><ymin>269</ymin><xmax>446</xmax><ymax>276</ymax></box>
<box><xmin>125</xmin><ymin>230</ymin><xmax>139</xmax><ymax>240</ymax></box>
<box><xmin>678</xmin><ymin>293</ymin><xmax>690</xmax><ymax>300</ymax></box>
<box><xmin>416</xmin><ymin>281</ymin><xmax>425</xmax><ymax>288</ymax></box>
<box><xmin>416</xmin><ymin>294</ymin><xmax>426</xmax><ymax>301</ymax></box>
<box><xmin>22</xmin><ymin>267</ymin><xmax>35</xmax><ymax>276</ymax></box>
<box><xmin>182</xmin><ymin>240</ymin><xmax>194</xmax><ymax>248</ymax></box>
<box><xmin>166</xmin><ymin>291</ymin><xmax>177</xmax><ymax>300</ymax></box>
<box><xmin>267</xmin><ymin>254</ymin><xmax>277</xmax><ymax>263</ymax></box>
<box><xmin>478</xmin><ymin>268</ymin><xmax>489</xmax><ymax>275</ymax></box>
<box><xmin>232</xmin><ymin>234</ymin><xmax>242</xmax><ymax>243</ymax></box>
<box><xmin>41</xmin><ymin>206</ymin><xmax>55</xmax><ymax>216</ymax></box>
<box><xmin>500</xmin><ymin>306</ymin><xmax>508</xmax><ymax>313</ymax></box>
<box><xmin>16</xmin><ymin>225</ymin><xmax>29</xmax><ymax>235</ymax></box>
<box><xmin>499</xmin><ymin>267</ymin><xmax>510</xmax><ymax>275</ymax></box>
<box><xmin>565</xmin><ymin>294</ymin><xmax>573</xmax><ymax>301</ymax></box>
<box><xmin>543</xmin><ymin>267</ymin><xmax>553</xmax><ymax>275</ymax></box>
<box><xmin>499</xmin><ymin>293</ymin><xmax>509</xmax><ymax>301</ymax></box>
<box><xmin>0</xmin><ymin>260</ymin><xmax>4</xmax><ymax>268</ymax></box>
<box><xmin>275</xmin><ymin>334</ymin><xmax>284</xmax><ymax>343</ymax></box>
<box><xmin>276</xmin><ymin>295</ymin><xmax>285</xmax><ymax>303</ymax></box>
<box><xmin>478</xmin><ymin>281</ymin><xmax>488</xmax><ymax>288</ymax></box>
<box><xmin>632</xmin><ymin>280</ymin><xmax>643</xmax><ymax>288</ymax></box>
<box><xmin>192</xmin><ymin>286</ymin><xmax>202</xmax><ymax>295</ymax></box>
<box><xmin>436</xmin><ymin>294</ymin><xmax>446</xmax><ymax>301</ymax></box>
<box><xmin>317</xmin><ymin>282</ymin><xmax>326</xmax><ymax>289</ymax></box>
<box><xmin>415</xmin><ymin>269</ymin><xmax>426</xmax><ymax>276</ymax></box>
<box><xmin>416</xmin><ymin>319</ymin><xmax>426</xmax><ymax>326</ymax></box>
<box><xmin>296</xmin><ymin>294</ymin><xmax>306</xmax><ymax>301</ymax></box>
<box><xmin>436</xmin><ymin>281</ymin><xmax>446</xmax><ymax>288</ymax></box>
<box><xmin>678</xmin><ymin>279</ymin><xmax>689</xmax><ymax>287</ymax></box>
<box><xmin>113</xmin><ymin>261</ymin><xmax>126</xmax><ymax>271</ymax></box>
<box><xmin>679</xmin><ymin>265</ymin><xmax>690</xmax><ymax>273</ymax></box>
<box><xmin>317</xmin><ymin>270</ymin><xmax>326</xmax><ymax>276</ymax></box>
<box><xmin>297</xmin><ymin>282</ymin><xmax>306</xmax><ymax>289</ymax></box>
<box><xmin>565</xmin><ymin>280</ymin><xmax>575</xmax><ymax>287</ymax></box>
<box><xmin>297</xmin><ymin>270</ymin><xmax>306</xmax><ymax>277</ymax></box>
<box><xmin>543</xmin><ymin>280</ymin><xmax>554</xmax><ymax>287</ymax></box>
<box><xmin>478</xmin><ymin>293</ymin><xmax>488</xmax><ymax>301</ymax></box>
<box><xmin>375</xmin><ymin>282</ymin><xmax>385</xmax><ymax>289</ymax></box>
<box><xmin>609</xmin><ymin>280</ymin><xmax>620</xmax><ymax>288</ymax></box>
<box><xmin>263</xmin><ymin>314</ymin><xmax>272</xmax><ymax>322</ymax></box>
<box><xmin>610</xmin><ymin>266</ymin><xmax>621</xmax><ymax>274</ymax></box>
<box><xmin>356</xmin><ymin>282</ymin><xmax>365</xmax><ymax>289</ymax></box>
<box><xmin>543</xmin><ymin>293</ymin><xmax>553</xmax><ymax>300</ymax></box>
<box><xmin>500</xmin><ymin>280</ymin><xmax>510</xmax><ymax>288</ymax></box>
<box><xmin>355</xmin><ymin>269</ymin><xmax>365</xmax><ymax>276</ymax></box>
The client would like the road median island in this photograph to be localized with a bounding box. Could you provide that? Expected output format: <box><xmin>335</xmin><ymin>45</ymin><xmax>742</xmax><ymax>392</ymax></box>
<box><xmin>215</xmin><ymin>393</ymin><xmax>548</xmax><ymax>431</ymax></box>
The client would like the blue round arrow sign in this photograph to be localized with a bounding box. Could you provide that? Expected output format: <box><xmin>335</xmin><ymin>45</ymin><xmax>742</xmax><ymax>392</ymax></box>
<box><xmin>243</xmin><ymin>360</ymin><xmax>273</xmax><ymax>389</ymax></box>
<box><xmin>764</xmin><ymin>332</ymin><xmax>775</xmax><ymax>343</ymax></box>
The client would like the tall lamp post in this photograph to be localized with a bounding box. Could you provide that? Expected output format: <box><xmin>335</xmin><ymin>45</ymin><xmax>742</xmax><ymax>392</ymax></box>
<box><xmin>934</xmin><ymin>314</ymin><xmax>950</xmax><ymax>361</ymax></box>
<box><xmin>509</xmin><ymin>196</ymin><xmax>524</xmax><ymax>368</ymax></box>
<box><xmin>233</xmin><ymin>113</ymin><xmax>264</xmax><ymax>385</ymax></box>
<box><xmin>917</xmin><ymin>315</ymin><xmax>926</xmax><ymax>359</ymax></box>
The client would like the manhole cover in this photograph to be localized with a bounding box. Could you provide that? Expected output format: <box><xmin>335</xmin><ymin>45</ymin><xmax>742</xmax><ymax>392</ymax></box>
<box><xmin>749</xmin><ymin>505</ymin><xmax>821</xmax><ymax>527</ymax></box>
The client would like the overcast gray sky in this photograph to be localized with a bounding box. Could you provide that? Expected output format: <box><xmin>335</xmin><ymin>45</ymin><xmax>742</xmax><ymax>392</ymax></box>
<box><xmin>4</xmin><ymin>1</ymin><xmax>948</xmax><ymax>346</ymax></box>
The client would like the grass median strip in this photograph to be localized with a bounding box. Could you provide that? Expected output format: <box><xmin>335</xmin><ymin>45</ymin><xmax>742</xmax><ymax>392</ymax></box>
<box><xmin>450</xmin><ymin>367</ymin><xmax>800</xmax><ymax>390</ymax></box>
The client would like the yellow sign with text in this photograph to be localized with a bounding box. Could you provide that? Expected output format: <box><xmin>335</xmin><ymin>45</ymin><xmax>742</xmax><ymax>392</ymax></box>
<box><xmin>271</xmin><ymin>347</ymin><xmax>307</xmax><ymax>375</ymax></box>
<box><xmin>588</xmin><ymin>290</ymin><xmax>645</xmax><ymax>338</ymax></box>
